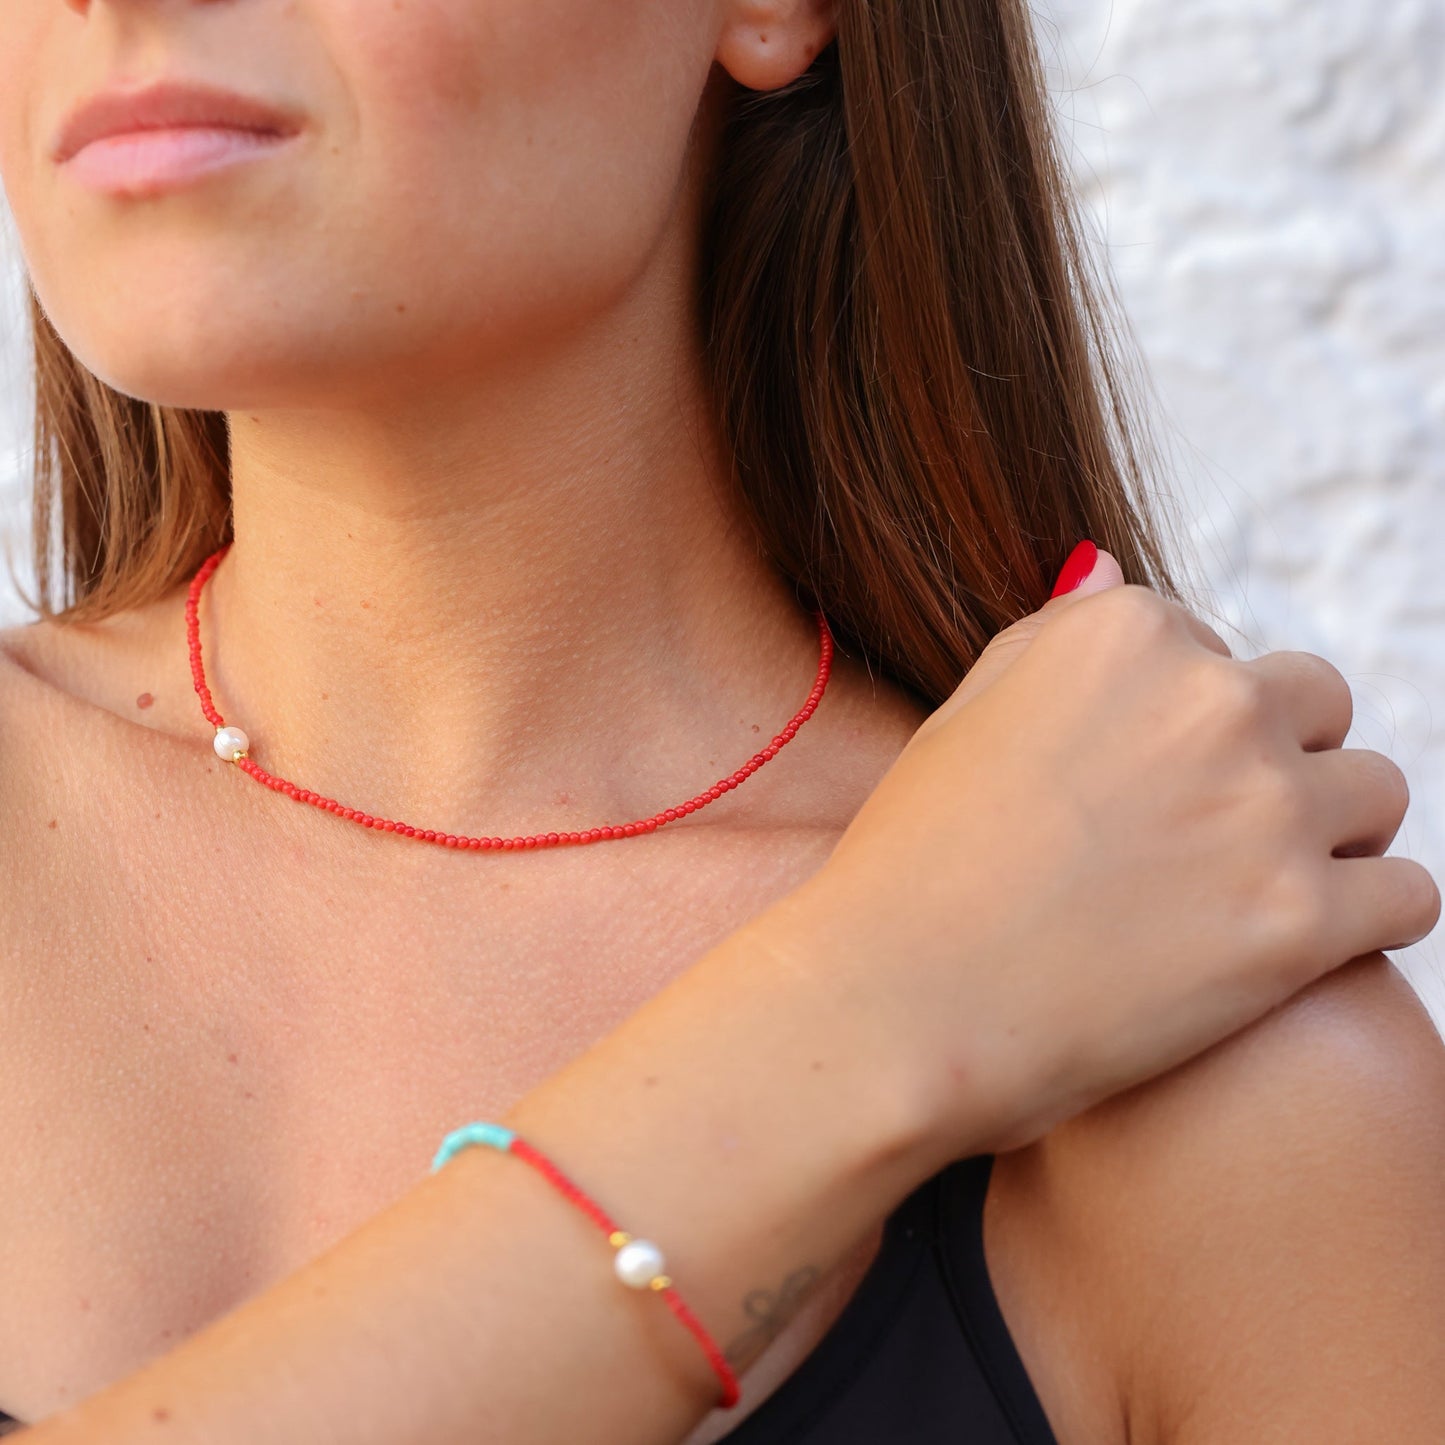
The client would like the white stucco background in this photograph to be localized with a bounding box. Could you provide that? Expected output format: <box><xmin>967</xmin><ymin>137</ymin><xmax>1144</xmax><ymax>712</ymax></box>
<box><xmin>2</xmin><ymin>0</ymin><xmax>1442</xmax><ymax>1024</ymax></box>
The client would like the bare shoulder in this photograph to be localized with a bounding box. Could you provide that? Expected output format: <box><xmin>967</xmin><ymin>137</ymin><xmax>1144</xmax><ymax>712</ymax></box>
<box><xmin>0</xmin><ymin>614</ymin><xmax>93</xmax><ymax>793</ymax></box>
<box><xmin>0</xmin><ymin>612</ymin><xmax>116</xmax><ymax>745</ymax></box>
<box><xmin>0</xmin><ymin>584</ymin><xmax>204</xmax><ymax>749</ymax></box>
<box><xmin>0</xmin><ymin>608</ymin><xmax>175</xmax><ymax>940</ymax></box>
<box><xmin>0</xmin><ymin>619</ymin><xmax>47</xmax><ymax>802</ymax></box>
<box><xmin>985</xmin><ymin>953</ymin><xmax>1445</xmax><ymax>1444</ymax></box>
<box><xmin>0</xmin><ymin>604</ymin><xmax>169</xmax><ymax>711</ymax></box>
<box><xmin>0</xmin><ymin>619</ymin><xmax>79</xmax><ymax>912</ymax></box>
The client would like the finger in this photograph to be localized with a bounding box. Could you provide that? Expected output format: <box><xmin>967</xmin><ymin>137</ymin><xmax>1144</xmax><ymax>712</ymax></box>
<box><xmin>1242</xmin><ymin>649</ymin><xmax>1355</xmax><ymax>752</ymax></box>
<box><xmin>1323</xmin><ymin>853</ymin><xmax>1442</xmax><ymax>960</ymax></box>
<box><xmin>1305</xmin><ymin>746</ymin><xmax>1411</xmax><ymax>858</ymax></box>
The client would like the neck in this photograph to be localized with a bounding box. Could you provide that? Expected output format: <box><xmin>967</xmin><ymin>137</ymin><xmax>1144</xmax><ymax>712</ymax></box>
<box><xmin>195</xmin><ymin>307</ymin><xmax>830</xmax><ymax>839</ymax></box>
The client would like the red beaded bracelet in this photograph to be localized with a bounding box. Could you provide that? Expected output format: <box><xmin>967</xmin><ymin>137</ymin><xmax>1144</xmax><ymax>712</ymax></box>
<box><xmin>431</xmin><ymin>1121</ymin><xmax>742</xmax><ymax>1409</ymax></box>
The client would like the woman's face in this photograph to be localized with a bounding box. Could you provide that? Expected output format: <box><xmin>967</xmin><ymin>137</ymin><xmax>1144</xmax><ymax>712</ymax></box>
<box><xmin>1</xmin><ymin>0</ymin><xmax>813</xmax><ymax>412</ymax></box>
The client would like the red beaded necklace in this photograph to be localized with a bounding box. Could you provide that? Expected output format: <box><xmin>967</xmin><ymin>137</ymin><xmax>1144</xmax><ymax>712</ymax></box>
<box><xmin>187</xmin><ymin>541</ymin><xmax>836</xmax><ymax>851</ymax></box>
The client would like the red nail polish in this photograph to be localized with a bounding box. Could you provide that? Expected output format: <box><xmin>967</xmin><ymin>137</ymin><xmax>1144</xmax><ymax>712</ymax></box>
<box><xmin>1050</xmin><ymin>540</ymin><xmax>1098</xmax><ymax>598</ymax></box>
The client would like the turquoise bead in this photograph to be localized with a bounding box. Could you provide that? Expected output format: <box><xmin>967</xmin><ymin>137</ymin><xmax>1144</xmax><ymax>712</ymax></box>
<box><xmin>431</xmin><ymin>1120</ymin><xmax>515</xmax><ymax>1172</ymax></box>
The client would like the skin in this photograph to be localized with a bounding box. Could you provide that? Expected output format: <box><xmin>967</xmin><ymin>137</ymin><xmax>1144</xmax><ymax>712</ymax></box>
<box><xmin>2</xmin><ymin>0</ymin><xmax>1443</xmax><ymax>1440</ymax></box>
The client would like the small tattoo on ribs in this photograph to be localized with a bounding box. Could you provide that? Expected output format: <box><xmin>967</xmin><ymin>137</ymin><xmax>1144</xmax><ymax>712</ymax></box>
<box><xmin>722</xmin><ymin>1264</ymin><xmax>822</xmax><ymax>1367</ymax></box>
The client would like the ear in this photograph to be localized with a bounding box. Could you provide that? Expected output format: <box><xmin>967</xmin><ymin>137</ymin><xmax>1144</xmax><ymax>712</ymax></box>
<box><xmin>715</xmin><ymin>0</ymin><xmax>838</xmax><ymax>92</ymax></box>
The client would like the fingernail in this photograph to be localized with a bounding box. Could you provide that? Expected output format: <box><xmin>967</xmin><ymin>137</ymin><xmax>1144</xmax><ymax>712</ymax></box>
<box><xmin>1050</xmin><ymin>539</ymin><xmax>1099</xmax><ymax>598</ymax></box>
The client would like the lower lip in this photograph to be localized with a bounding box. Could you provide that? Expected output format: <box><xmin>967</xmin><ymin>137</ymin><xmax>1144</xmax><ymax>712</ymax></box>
<box><xmin>61</xmin><ymin>126</ymin><xmax>299</xmax><ymax>196</ymax></box>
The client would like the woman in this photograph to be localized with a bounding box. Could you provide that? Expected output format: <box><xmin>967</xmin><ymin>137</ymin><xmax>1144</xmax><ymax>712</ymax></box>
<box><xmin>1</xmin><ymin>0</ymin><xmax>1441</xmax><ymax>1441</ymax></box>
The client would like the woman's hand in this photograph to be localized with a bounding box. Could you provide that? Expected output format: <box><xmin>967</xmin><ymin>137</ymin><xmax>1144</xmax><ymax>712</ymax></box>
<box><xmin>760</xmin><ymin>546</ymin><xmax>1441</xmax><ymax>1162</ymax></box>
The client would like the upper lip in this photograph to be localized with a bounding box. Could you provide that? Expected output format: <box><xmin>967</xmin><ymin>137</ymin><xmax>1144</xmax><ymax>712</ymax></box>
<box><xmin>52</xmin><ymin>79</ymin><xmax>302</xmax><ymax>164</ymax></box>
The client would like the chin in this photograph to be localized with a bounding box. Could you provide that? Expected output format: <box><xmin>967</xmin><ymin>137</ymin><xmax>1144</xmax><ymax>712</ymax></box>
<box><xmin>41</xmin><ymin>307</ymin><xmax>332</xmax><ymax>411</ymax></box>
<box><xmin>68</xmin><ymin>352</ymin><xmax>274</xmax><ymax>411</ymax></box>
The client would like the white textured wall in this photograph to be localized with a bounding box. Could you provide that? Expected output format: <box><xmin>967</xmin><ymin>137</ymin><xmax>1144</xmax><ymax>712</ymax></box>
<box><xmin>0</xmin><ymin>205</ymin><xmax>30</xmax><ymax>615</ymax></box>
<box><xmin>2</xmin><ymin>0</ymin><xmax>1442</xmax><ymax>1021</ymax></box>
<box><xmin>1034</xmin><ymin>0</ymin><xmax>1445</xmax><ymax>1023</ymax></box>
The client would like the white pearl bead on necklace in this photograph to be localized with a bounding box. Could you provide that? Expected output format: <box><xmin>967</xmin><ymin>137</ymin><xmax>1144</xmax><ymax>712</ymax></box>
<box><xmin>213</xmin><ymin>725</ymin><xmax>250</xmax><ymax>762</ymax></box>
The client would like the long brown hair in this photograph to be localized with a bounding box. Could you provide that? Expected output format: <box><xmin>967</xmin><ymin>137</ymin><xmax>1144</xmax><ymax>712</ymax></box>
<box><xmin>18</xmin><ymin>0</ymin><xmax>1204</xmax><ymax>712</ymax></box>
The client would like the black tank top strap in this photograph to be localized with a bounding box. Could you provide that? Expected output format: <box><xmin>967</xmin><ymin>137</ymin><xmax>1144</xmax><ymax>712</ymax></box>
<box><xmin>934</xmin><ymin>1154</ymin><xmax>1061</xmax><ymax>1445</ymax></box>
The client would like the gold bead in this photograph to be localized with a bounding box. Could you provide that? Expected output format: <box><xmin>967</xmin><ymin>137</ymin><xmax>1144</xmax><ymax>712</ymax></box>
<box><xmin>649</xmin><ymin>1275</ymin><xmax>672</xmax><ymax>1291</ymax></box>
<box><xmin>608</xmin><ymin>1230</ymin><xmax>631</xmax><ymax>1248</ymax></box>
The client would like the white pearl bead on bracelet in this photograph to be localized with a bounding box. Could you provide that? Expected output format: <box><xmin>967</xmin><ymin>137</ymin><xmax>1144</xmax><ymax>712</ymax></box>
<box><xmin>610</xmin><ymin>1233</ymin><xmax>671</xmax><ymax>1290</ymax></box>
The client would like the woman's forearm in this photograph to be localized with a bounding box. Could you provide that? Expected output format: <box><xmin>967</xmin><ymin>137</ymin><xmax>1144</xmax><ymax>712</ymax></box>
<box><xmin>23</xmin><ymin>886</ymin><xmax>949</xmax><ymax>1445</ymax></box>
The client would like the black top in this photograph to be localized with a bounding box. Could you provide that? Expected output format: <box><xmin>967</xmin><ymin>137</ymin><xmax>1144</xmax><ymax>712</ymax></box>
<box><xmin>711</xmin><ymin>1153</ymin><xmax>1059</xmax><ymax>1444</ymax></box>
<box><xmin>0</xmin><ymin>1155</ymin><xmax>1060</xmax><ymax>1441</ymax></box>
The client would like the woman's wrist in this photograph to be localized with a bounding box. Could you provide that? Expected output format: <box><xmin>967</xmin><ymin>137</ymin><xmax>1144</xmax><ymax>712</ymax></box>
<box><xmin>497</xmin><ymin>891</ymin><xmax>947</xmax><ymax>1406</ymax></box>
<box><xmin>739</xmin><ymin>870</ymin><xmax>1017</xmax><ymax>1165</ymax></box>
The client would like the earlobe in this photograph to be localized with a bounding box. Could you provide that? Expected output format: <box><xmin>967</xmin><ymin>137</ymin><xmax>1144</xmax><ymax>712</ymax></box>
<box><xmin>715</xmin><ymin>0</ymin><xmax>838</xmax><ymax>92</ymax></box>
